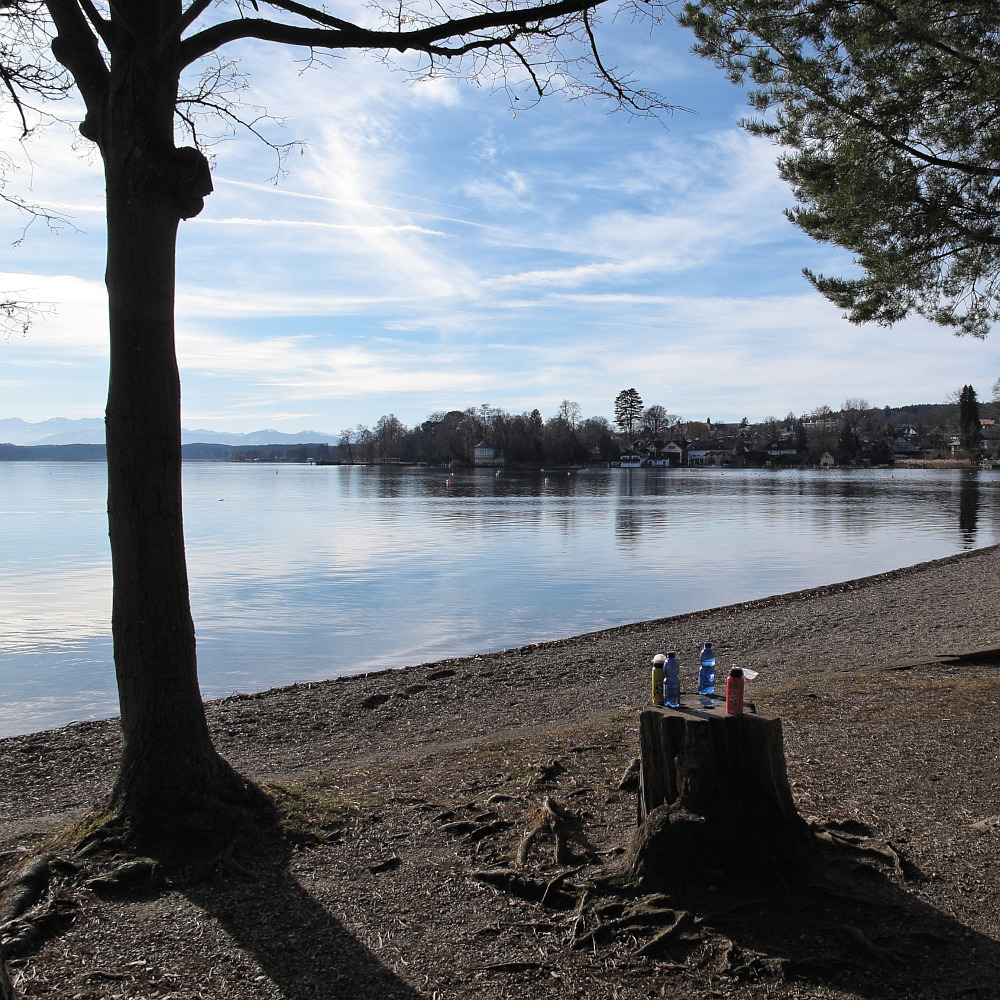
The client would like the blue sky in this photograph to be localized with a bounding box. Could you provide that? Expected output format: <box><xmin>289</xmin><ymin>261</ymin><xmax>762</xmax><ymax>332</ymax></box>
<box><xmin>1</xmin><ymin>10</ymin><xmax>997</xmax><ymax>435</ymax></box>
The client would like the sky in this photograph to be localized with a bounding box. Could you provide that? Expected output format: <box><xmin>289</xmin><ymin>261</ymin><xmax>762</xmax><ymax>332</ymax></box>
<box><xmin>1</xmin><ymin>7</ymin><xmax>998</xmax><ymax>436</ymax></box>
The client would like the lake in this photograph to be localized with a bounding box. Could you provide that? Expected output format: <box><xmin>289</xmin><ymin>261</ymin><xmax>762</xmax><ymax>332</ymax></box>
<box><xmin>2</xmin><ymin>462</ymin><xmax>997</xmax><ymax>737</ymax></box>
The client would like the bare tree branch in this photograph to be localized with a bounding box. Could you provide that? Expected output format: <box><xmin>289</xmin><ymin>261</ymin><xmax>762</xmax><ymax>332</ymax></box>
<box><xmin>177</xmin><ymin>57</ymin><xmax>303</xmax><ymax>180</ymax></box>
<box><xmin>75</xmin><ymin>0</ymin><xmax>112</xmax><ymax>45</ymax></box>
<box><xmin>180</xmin><ymin>0</ymin><xmax>607</xmax><ymax>66</ymax></box>
<box><xmin>45</xmin><ymin>0</ymin><xmax>110</xmax><ymax>113</ymax></box>
<box><xmin>259</xmin><ymin>0</ymin><xmax>359</xmax><ymax>34</ymax></box>
<box><xmin>0</xmin><ymin>291</ymin><xmax>54</xmax><ymax>340</ymax></box>
<box><xmin>173</xmin><ymin>0</ymin><xmax>215</xmax><ymax>38</ymax></box>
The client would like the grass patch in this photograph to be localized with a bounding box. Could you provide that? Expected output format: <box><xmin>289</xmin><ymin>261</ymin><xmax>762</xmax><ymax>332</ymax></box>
<box><xmin>263</xmin><ymin>782</ymin><xmax>357</xmax><ymax>843</ymax></box>
<box><xmin>41</xmin><ymin>807</ymin><xmax>120</xmax><ymax>856</ymax></box>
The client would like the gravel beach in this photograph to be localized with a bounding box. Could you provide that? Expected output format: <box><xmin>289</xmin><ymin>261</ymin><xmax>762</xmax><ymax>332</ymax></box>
<box><xmin>2</xmin><ymin>544</ymin><xmax>999</xmax><ymax>999</ymax></box>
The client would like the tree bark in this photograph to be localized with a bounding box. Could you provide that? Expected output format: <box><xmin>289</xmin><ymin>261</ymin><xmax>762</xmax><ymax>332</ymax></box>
<box><xmin>636</xmin><ymin>705</ymin><xmax>802</xmax><ymax>825</ymax></box>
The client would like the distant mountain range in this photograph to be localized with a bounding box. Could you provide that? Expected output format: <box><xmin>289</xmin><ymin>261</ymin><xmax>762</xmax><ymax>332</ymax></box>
<box><xmin>0</xmin><ymin>418</ymin><xmax>339</xmax><ymax>447</ymax></box>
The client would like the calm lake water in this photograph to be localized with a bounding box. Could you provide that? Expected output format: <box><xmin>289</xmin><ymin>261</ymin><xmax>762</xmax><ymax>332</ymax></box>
<box><xmin>2</xmin><ymin>462</ymin><xmax>997</xmax><ymax>737</ymax></box>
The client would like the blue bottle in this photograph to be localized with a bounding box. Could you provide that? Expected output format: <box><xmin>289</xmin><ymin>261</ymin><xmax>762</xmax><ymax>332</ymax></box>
<box><xmin>699</xmin><ymin>642</ymin><xmax>716</xmax><ymax>700</ymax></box>
<box><xmin>665</xmin><ymin>651</ymin><xmax>681</xmax><ymax>708</ymax></box>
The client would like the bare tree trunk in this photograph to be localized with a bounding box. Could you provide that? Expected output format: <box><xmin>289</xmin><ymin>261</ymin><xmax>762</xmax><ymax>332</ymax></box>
<box><xmin>104</xmin><ymin>161</ymin><xmax>236</xmax><ymax>832</ymax></box>
<box><xmin>95</xmin><ymin>27</ymin><xmax>266</xmax><ymax>846</ymax></box>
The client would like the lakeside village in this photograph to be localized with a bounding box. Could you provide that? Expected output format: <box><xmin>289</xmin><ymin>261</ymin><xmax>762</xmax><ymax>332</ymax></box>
<box><xmin>307</xmin><ymin>388</ymin><xmax>1000</xmax><ymax>470</ymax></box>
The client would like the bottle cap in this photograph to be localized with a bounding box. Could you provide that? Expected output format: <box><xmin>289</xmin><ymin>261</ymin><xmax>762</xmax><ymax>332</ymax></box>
<box><xmin>667</xmin><ymin>650</ymin><xmax>675</xmax><ymax>656</ymax></box>
<box><xmin>729</xmin><ymin>666</ymin><xmax>743</xmax><ymax>677</ymax></box>
<box><xmin>652</xmin><ymin>653</ymin><xmax>666</xmax><ymax>664</ymax></box>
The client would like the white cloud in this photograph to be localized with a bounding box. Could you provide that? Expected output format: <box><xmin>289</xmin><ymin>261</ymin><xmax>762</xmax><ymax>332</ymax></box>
<box><xmin>0</xmin><ymin>273</ymin><xmax>108</xmax><ymax>353</ymax></box>
<box><xmin>406</xmin><ymin>76</ymin><xmax>463</xmax><ymax>107</ymax></box>
<box><xmin>204</xmin><ymin>215</ymin><xmax>449</xmax><ymax>237</ymax></box>
<box><xmin>462</xmin><ymin>174</ymin><xmax>531</xmax><ymax>208</ymax></box>
<box><xmin>484</xmin><ymin>256</ymin><xmax>669</xmax><ymax>290</ymax></box>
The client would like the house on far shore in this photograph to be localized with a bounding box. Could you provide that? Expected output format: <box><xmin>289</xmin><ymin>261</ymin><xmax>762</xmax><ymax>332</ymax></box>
<box><xmin>473</xmin><ymin>440</ymin><xmax>503</xmax><ymax>467</ymax></box>
<box><xmin>892</xmin><ymin>438</ymin><xmax>923</xmax><ymax>461</ymax></box>
<box><xmin>980</xmin><ymin>418</ymin><xmax>997</xmax><ymax>457</ymax></box>
<box><xmin>764</xmin><ymin>441</ymin><xmax>798</xmax><ymax>460</ymax></box>
<box><xmin>633</xmin><ymin>437</ymin><xmax>687</xmax><ymax>467</ymax></box>
<box><xmin>619</xmin><ymin>452</ymin><xmax>643</xmax><ymax>468</ymax></box>
<box><xmin>687</xmin><ymin>439</ymin><xmax>737</xmax><ymax>467</ymax></box>
<box><xmin>820</xmin><ymin>452</ymin><xmax>836</xmax><ymax>468</ymax></box>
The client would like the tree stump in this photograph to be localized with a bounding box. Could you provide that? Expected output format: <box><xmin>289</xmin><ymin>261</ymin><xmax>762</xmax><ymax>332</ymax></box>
<box><xmin>627</xmin><ymin>702</ymin><xmax>815</xmax><ymax>885</ymax></box>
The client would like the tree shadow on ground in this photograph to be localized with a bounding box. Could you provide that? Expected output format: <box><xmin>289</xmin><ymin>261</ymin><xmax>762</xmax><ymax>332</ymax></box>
<box><xmin>183</xmin><ymin>839</ymin><xmax>420</xmax><ymax>1000</ymax></box>
<box><xmin>628</xmin><ymin>826</ymin><xmax>1000</xmax><ymax>999</ymax></box>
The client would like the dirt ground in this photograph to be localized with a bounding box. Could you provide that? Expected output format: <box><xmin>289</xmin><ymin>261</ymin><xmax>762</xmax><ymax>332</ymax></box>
<box><xmin>2</xmin><ymin>546</ymin><xmax>999</xmax><ymax>999</ymax></box>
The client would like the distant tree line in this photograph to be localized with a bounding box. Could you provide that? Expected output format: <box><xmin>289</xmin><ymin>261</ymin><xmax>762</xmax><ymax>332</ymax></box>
<box><xmin>0</xmin><ymin>443</ymin><xmax>108</xmax><ymax>461</ymax></box>
<box><xmin>334</xmin><ymin>387</ymin><xmax>997</xmax><ymax>467</ymax></box>
<box><xmin>336</xmin><ymin>404</ymin><xmax>616</xmax><ymax>467</ymax></box>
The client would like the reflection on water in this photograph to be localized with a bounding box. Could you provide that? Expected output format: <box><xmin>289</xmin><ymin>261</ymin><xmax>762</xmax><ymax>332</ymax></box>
<box><xmin>2</xmin><ymin>462</ymin><xmax>999</xmax><ymax>737</ymax></box>
<box><xmin>960</xmin><ymin>472</ymin><xmax>980</xmax><ymax>548</ymax></box>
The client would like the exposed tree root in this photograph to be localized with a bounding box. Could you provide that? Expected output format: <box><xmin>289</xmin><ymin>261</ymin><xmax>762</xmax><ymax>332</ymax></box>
<box><xmin>517</xmin><ymin>796</ymin><xmax>585</xmax><ymax>866</ymax></box>
<box><xmin>0</xmin><ymin>941</ymin><xmax>14</xmax><ymax>1000</ymax></box>
<box><xmin>0</xmin><ymin>855</ymin><xmax>52</xmax><ymax>925</ymax></box>
<box><xmin>430</xmin><ymin>749</ymin><xmax>935</xmax><ymax>992</ymax></box>
<box><xmin>84</xmin><ymin>859</ymin><xmax>160</xmax><ymax>895</ymax></box>
<box><xmin>0</xmin><ymin>780</ymin><xmax>354</xmax><ymax>965</ymax></box>
<box><xmin>617</xmin><ymin>758</ymin><xmax>641</xmax><ymax>791</ymax></box>
<box><xmin>463</xmin><ymin>784</ymin><xmax>936</xmax><ymax>991</ymax></box>
<box><xmin>1</xmin><ymin>896</ymin><xmax>80</xmax><ymax>959</ymax></box>
<box><xmin>470</xmin><ymin>869</ymin><xmax>578</xmax><ymax>910</ymax></box>
<box><xmin>813</xmin><ymin>823</ymin><xmax>922</xmax><ymax>879</ymax></box>
<box><xmin>574</xmin><ymin>904</ymin><xmax>697</xmax><ymax>953</ymax></box>
<box><xmin>516</xmin><ymin>826</ymin><xmax>540</xmax><ymax>866</ymax></box>
<box><xmin>633</xmin><ymin>910</ymin><xmax>700</xmax><ymax>957</ymax></box>
<box><xmin>541</xmin><ymin>865</ymin><xmax>584</xmax><ymax>906</ymax></box>
<box><xmin>1</xmin><ymin>854</ymin><xmax>83</xmax><ymax>960</ymax></box>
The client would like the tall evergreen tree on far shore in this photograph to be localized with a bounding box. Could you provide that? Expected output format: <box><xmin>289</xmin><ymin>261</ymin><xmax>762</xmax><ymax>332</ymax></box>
<box><xmin>959</xmin><ymin>385</ymin><xmax>982</xmax><ymax>458</ymax></box>
<box><xmin>614</xmin><ymin>388</ymin><xmax>644</xmax><ymax>441</ymax></box>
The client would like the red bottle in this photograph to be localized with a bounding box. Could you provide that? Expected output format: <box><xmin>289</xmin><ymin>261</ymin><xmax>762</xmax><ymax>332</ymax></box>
<box><xmin>726</xmin><ymin>667</ymin><xmax>744</xmax><ymax>715</ymax></box>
